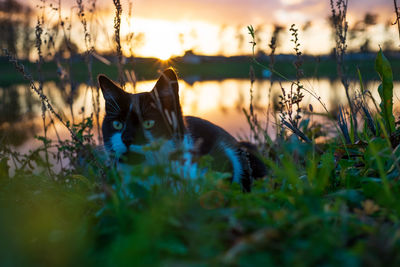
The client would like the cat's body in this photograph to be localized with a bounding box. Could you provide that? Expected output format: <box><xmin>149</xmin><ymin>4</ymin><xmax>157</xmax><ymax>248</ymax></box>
<box><xmin>98</xmin><ymin>69</ymin><xmax>266</xmax><ymax>191</ymax></box>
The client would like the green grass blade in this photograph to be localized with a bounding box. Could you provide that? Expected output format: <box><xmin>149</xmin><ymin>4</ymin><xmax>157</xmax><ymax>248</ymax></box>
<box><xmin>375</xmin><ymin>48</ymin><xmax>395</xmax><ymax>134</ymax></box>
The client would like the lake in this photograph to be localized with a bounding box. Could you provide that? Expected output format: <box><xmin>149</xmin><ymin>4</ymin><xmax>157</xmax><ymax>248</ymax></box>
<box><xmin>1</xmin><ymin>78</ymin><xmax>399</xmax><ymax>153</ymax></box>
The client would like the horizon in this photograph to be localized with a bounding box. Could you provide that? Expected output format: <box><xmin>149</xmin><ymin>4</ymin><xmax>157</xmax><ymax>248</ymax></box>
<box><xmin>3</xmin><ymin>0</ymin><xmax>399</xmax><ymax>60</ymax></box>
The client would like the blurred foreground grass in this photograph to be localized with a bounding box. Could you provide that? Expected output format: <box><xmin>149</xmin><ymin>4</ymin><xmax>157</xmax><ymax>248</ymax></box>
<box><xmin>2</xmin><ymin>129</ymin><xmax>400</xmax><ymax>266</ymax></box>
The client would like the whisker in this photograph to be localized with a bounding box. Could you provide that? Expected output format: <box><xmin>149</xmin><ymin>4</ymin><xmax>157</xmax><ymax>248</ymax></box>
<box><xmin>106</xmin><ymin>102</ymin><xmax>120</xmax><ymax>114</ymax></box>
<box><xmin>95</xmin><ymin>146</ymin><xmax>107</xmax><ymax>152</ymax></box>
<box><xmin>107</xmin><ymin>93</ymin><xmax>121</xmax><ymax>111</ymax></box>
<box><xmin>104</xmin><ymin>141</ymin><xmax>113</xmax><ymax>152</ymax></box>
<box><xmin>104</xmin><ymin>94</ymin><xmax>121</xmax><ymax>113</ymax></box>
<box><xmin>106</xmin><ymin>111</ymin><xmax>120</xmax><ymax>117</ymax></box>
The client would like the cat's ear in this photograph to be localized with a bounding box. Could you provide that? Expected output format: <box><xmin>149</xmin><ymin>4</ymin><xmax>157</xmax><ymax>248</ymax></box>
<box><xmin>98</xmin><ymin>74</ymin><xmax>126</xmax><ymax>102</ymax></box>
<box><xmin>153</xmin><ymin>68</ymin><xmax>179</xmax><ymax>97</ymax></box>
<box><xmin>152</xmin><ymin>68</ymin><xmax>185</xmax><ymax>138</ymax></box>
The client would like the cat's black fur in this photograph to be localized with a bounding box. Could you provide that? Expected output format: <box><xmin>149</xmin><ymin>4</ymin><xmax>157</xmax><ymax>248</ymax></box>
<box><xmin>98</xmin><ymin>69</ymin><xmax>266</xmax><ymax>191</ymax></box>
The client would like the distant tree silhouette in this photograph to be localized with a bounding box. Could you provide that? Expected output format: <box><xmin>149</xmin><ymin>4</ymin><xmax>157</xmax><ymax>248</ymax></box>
<box><xmin>349</xmin><ymin>13</ymin><xmax>378</xmax><ymax>53</ymax></box>
<box><xmin>56</xmin><ymin>38</ymin><xmax>79</xmax><ymax>59</ymax></box>
<box><xmin>218</xmin><ymin>24</ymin><xmax>228</xmax><ymax>56</ymax></box>
<box><xmin>235</xmin><ymin>25</ymin><xmax>246</xmax><ymax>54</ymax></box>
<box><xmin>383</xmin><ymin>19</ymin><xmax>396</xmax><ymax>51</ymax></box>
<box><xmin>0</xmin><ymin>0</ymin><xmax>33</xmax><ymax>58</ymax></box>
<box><xmin>253</xmin><ymin>24</ymin><xmax>266</xmax><ymax>56</ymax></box>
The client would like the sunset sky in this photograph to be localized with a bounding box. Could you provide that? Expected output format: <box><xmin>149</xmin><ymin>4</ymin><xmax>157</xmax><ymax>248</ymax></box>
<box><xmin>122</xmin><ymin>0</ymin><xmax>394</xmax><ymax>24</ymax></box>
<box><xmin>22</xmin><ymin>0</ymin><xmax>398</xmax><ymax>58</ymax></box>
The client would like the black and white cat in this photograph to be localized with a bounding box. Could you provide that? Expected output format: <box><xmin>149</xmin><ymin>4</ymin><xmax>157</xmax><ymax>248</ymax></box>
<box><xmin>98</xmin><ymin>69</ymin><xmax>266</xmax><ymax>191</ymax></box>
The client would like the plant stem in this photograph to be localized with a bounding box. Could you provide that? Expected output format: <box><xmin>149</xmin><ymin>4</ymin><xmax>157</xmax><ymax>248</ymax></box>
<box><xmin>394</xmin><ymin>0</ymin><xmax>400</xmax><ymax>46</ymax></box>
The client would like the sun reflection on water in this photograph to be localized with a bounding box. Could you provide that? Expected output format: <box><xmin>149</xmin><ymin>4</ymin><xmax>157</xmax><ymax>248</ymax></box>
<box><xmin>2</xmin><ymin>78</ymin><xmax>400</xmax><ymax>153</ymax></box>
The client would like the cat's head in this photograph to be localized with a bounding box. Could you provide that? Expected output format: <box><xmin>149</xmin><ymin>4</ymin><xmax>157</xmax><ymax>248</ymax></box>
<box><xmin>98</xmin><ymin>69</ymin><xmax>185</xmax><ymax>158</ymax></box>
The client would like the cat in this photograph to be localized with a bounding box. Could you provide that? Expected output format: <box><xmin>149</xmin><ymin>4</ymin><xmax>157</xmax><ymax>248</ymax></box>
<box><xmin>98</xmin><ymin>68</ymin><xmax>266</xmax><ymax>191</ymax></box>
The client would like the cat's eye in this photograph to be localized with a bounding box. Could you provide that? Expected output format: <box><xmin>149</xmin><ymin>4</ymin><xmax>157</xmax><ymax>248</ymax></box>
<box><xmin>113</xmin><ymin>120</ymin><xmax>124</xmax><ymax>130</ymax></box>
<box><xmin>142</xmin><ymin>120</ymin><xmax>155</xmax><ymax>129</ymax></box>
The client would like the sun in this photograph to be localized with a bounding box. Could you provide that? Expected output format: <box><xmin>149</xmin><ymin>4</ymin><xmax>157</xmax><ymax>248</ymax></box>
<box><xmin>155</xmin><ymin>49</ymin><xmax>174</xmax><ymax>61</ymax></box>
<box><xmin>121</xmin><ymin>18</ymin><xmax>186</xmax><ymax>60</ymax></box>
<box><xmin>134</xmin><ymin>35</ymin><xmax>180</xmax><ymax>60</ymax></box>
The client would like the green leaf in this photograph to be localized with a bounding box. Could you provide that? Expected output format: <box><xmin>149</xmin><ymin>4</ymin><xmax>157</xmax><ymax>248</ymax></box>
<box><xmin>375</xmin><ymin>48</ymin><xmax>395</xmax><ymax>134</ymax></box>
<box><xmin>247</xmin><ymin>25</ymin><xmax>255</xmax><ymax>39</ymax></box>
<box><xmin>0</xmin><ymin>157</ymin><xmax>9</xmax><ymax>178</ymax></box>
<box><xmin>327</xmin><ymin>189</ymin><xmax>363</xmax><ymax>204</ymax></box>
<box><xmin>70</xmin><ymin>174</ymin><xmax>92</xmax><ymax>188</ymax></box>
<box><xmin>317</xmin><ymin>151</ymin><xmax>335</xmax><ymax>192</ymax></box>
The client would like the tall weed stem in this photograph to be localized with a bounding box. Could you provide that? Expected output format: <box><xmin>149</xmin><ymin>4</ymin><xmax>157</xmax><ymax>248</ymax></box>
<box><xmin>393</xmin><ymin>0</ymin><xmax>400</xmax><ymax>45</ymax></box>
<box><xmin>330</xmin><ymin>0</ymin><xmax>358</xmax><ymax>138</ymax></box>
<box><xmin>113</xmin><ymin>0</ymin><xmax>125</xmax><ymax>88</ymax></box>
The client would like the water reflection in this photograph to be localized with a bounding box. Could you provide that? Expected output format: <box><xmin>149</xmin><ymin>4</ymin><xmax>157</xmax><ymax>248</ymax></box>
<box><xmin>0</xmin><ymin>85</ymin><xmax>38</xmax><ymax>146</ymax></box>
<box><xmin>1</xmin><ymin>78</ymin><xmax>399</xmax><ymax>151</ymax></box>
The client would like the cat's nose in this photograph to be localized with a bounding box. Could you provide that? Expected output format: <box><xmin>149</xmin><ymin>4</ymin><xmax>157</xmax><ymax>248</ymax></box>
<box><xmin>122</xmin><ymin>135</ymin><xmax>134</xmax><ymax>147</ymax></box>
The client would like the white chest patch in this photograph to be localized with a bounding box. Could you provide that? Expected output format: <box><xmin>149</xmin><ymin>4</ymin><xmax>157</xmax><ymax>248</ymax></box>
<box><xmin>110</xmin><ymin>133</ymin><xmax>127</xmax><ymax>157</ymax></box>
<box><xmin>222</xmin><ymin>144</ymin><xmax>243</xmax><ymax>184</ymax></box>
<box><xmin>114</xmin><ymin>134</ymin><xmax>203</xmax><ymax>189</ymax></box>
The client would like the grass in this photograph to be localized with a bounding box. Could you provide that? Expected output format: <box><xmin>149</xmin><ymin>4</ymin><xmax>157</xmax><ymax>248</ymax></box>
<box><xmin>2</xmin><ymin>125</ymin><xmax>400</xmax><ymax>266</ymax></box>
<box><xmin>1</xmin><ymin>0</ymin><xmax>400</xmax><ymax>266</ymax></box>
<box><xmin>2</xmin><ymin>49</ymin><xmax>400</xmax><ymax>266</ymax></box>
